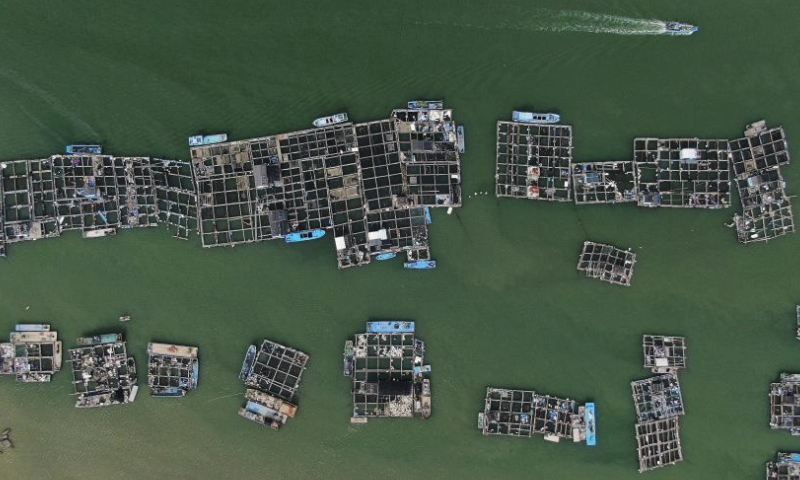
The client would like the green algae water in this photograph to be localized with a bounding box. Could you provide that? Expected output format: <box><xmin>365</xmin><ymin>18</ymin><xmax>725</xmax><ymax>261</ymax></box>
<box><xmin>1</xmin><ymin>0</ymin><xmax>799</xmax><ymax>478</ymax></box>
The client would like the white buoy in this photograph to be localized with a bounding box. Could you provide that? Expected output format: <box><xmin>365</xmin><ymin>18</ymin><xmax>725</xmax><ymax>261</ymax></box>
<box><xmin>447</xmin><ymin>207</ymin><xmax>453</xmax><ymax>215</ymax></box>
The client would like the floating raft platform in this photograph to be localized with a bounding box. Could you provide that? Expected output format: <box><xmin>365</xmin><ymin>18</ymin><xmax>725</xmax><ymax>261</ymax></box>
<box><xmin>238</xmin><ymin>339</ymin><xmax>308</xmax><ymax>430</ymax></box>
<box><xmin>577</xmin><ymin>241</ymin><xmax>636</xmax><ymax>287</ymax></box>
<box><xmin>67</xmin><ymin>333</ymin><xmax>137</xmax><ymax>408</ymax></box>
<box><xmin>631</xmin><ymin>373</ymin><xmax>685</xmax><ymax>423</ymax></box>
<box><xmin>573</xmin><ymin>161</ymin><xmax>636</xmax><ymax>204</ymax></box>
<box><xmin>189</xmin><ymin>101</ymin><xmax>462</xmax><ymax>269</ymax></box>
<box><xmin>478</xmin><ymin>387</ymin><xmax>595</xmax><ymax>445</ymax></box>
<box><xmin>766</xmin><ymin>452</ymin><xmax>800</xmax><ymax>479</ymax></box>
<box><xmin>769</xmin><ymin>373</ymin><xmax>800</xmax><ymax>435</ymax></box>
<box><xmin>0</xmin><ymin>154</ymin><xmax>199</xmax><ymax>258</ymax></box>
<box><xmin>635</xmin><ymin>417</ymin><xmax>683</xmax><ymax>472</ymax></box>
<box><xmin>147</xmin><ymin>343</ymin><xmax>199</xmax><ymax>397</ymax></box>
<box><xmin>345</xmin><ymin>320</ymin><xmax>430</xmax><ymax>422</ymax></box>
<box><xmin>642</xmin><ymin>335</ymin><xmax>687</xmax><ymax>374</ymax></box>
<box><xmin>730</xmin><ymin>120</ymin><xmax>794</xmax><ymax>243</ymax></box>
<box><xmin>633</xmin><ymin>138</ymin><xmax>731</xmax><ymax>208</ymax></box>
<box><xmin>0</xmin><ymin>324</ymin><xmax>62</xmax><ymax>382</ymax></box>
<box><xmin>495</xmin><ymin>113</ymin><xmax>573</xmax><ymax>201</ymax></box>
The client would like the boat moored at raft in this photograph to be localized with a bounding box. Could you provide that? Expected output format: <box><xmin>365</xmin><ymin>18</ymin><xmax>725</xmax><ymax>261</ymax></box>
<box><xmin>408</xmin><ymin>100</ymin><xmax>444</xmax><ymax>111</ymax></box>
<box><xmin>189</xmin><ymin>133</ymin><xmax>228</xmax><ymax>146</ymax></box>
<box><xmin>375</xmin><ymin>251</ymin><xmax>397</xmax><ymax>261</ymax></box>
<box><xmin>239</xmin><ymin>345</ymin><xmax>256</xmax><ymax>381</ymax></box>
<box><xmin>512</xmin><ymin>111</ymin><xmax>561</xmax><ymax>124</ymax></box>
<box><xmin>66</xmin><ymin>145</ymin><xmax>102</xmax><ymax>155</ymax></box>
<box><xmin>285</xmin><ymin>229</ymin><xmax>326</xmax><ymax>243</ymax></box>
<box><xmin>664</xmin><ymin>21</ymin><xmax>698</xmax><ymax>35</ymax></box>
<box><xmin>404</xmin><ymin>259</ymin><xmax>437</xmax><ymax>270</ymax></box>
<box><xmin>312</xmin><ymin>113</ymin><xmax>348</xmax><ymax>128</ymax></box>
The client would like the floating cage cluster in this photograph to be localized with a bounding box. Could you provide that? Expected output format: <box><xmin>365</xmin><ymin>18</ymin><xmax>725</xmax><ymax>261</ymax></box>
<box><xmin>494</xmin><ymin>114</ymin><xmax>793</xmax><ymax>244</ymax></box>
<box><xmin>769</xmin><ymin>373</ymin><xmax>800</xmax><ymax>436</ymax></box>
<box><xmin>0</xmin><ymin>102</ymin><xmax>461</xmax><ymax>269</ymax></box>
<box><xmin>0</xmin><ymin>156</ymin><xmax>196</xmax><ymax>257</ymax></box>
<box><xmin>577</xmin><ymin>241</ymin><xmax>636</xmax><ymax>287</ymax></box>
<box><xmin>632</xmin><ymin>335</ymin><xmax>688</xmax><ymax>473</ymax></box>
<box><xmin>147</xmin><ymin>343</ymin><xmax>199</xmax><ymax>397</ymax></box>
<box><xmin>0</xmin><ymin>324</ymin><xmax>62</xmax><ymax>382</ymax></box>
<box><xmin>731</xmin><ymin>120</ymin><xmax>794</xmax><ymax>243</ymax></box>
<box><xmin>478</xmin><ymin>387</ymin><xmax>595</xmax><ymax>446</ymax></box>
<box><xmin>766</xmin><ymin>452</ymin><xmax>800</xmax><ymax>479</ymax></box>
<box><xmin>67</xmin><ymin>333</ymin><xmax>138</xmax><ymax>408</ymax></box>
<box><xmin>190</xmin><ymin>104</ymin><xmax>461</xmax><ymax>269</ymax></box>
<box><xmin>344</xmin><ymin>321</ymin><xmax>431</xmax><ymax>423</ymax></box>
<box><xmin>238</xmin><ymin>339</ymin><xmax>309</xmax><ymax>430</ymax></box>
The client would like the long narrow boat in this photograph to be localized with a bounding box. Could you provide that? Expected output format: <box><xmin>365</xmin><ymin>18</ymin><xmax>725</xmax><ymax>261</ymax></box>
<box><xmin>313</xmin><ymin>113</ymin><xmax>348</xmax><ymax>128</ymax></box>
<box><xmin>66</xmin><ymin>145</ymin><xmax>102</xmax><ymax>155</ymax></box>
<box><xmin>664</xmin><ymin>21</ymin><xmax>698</xmax><ymax>35</ymax></box>
<box><xmin>512</xmin><ymin>111</ymin><xmax>560</xmax><ymax>124</ymax></box>
<box><xmin>239</xmin><ymin>345</ymin><xmax>256</xmax><ymax>381</ymax></box>
<box><xmin>375</xmin><ymin>251</ymin><xmax>397</xmax><ymax>261</ymax></box>
<box><xmin>456</xmin><ymin>125</ymin><xmax>465</xmax><ymax>153</ymax></box>
<box><xmin>285</xmin><ymin>229</ymin><xmax>326</xmax><ymax>243</ymax></box>
<box><xmin>189</xmin><ymin>133</ymin><xmax>228</xmax><ymax>146</ymax></box>
<box><xmin>404</xmin><ymin>260</ymin><xmax>437</xmax><ymax>270</ymax></box>
<box><xmin>408</xmin><ymin>100</ymin><xmax>443</xmax><ymax>110</ymax></box>
<box><xmin>585</xmin><ymin>402</ymin><xmax>596</xmax><ymax>446</ymax></box>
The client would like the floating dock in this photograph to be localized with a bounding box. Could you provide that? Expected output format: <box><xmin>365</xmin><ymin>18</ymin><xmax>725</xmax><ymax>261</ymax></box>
<box><xmin>572</xmin><ymin>161</ymin><xmax>636</xmax><ymax>204</ymax></box>
<box><xmin>238</xmin><ymin>339</ymin><xmax>308</xmax><ymax>430</ymax></box>
<box><xmin>478</xmin><ymin>387</ymin><xmax>595</xmax><ymax>445</ymax></box>
<box><xmin>67</xmin><ymin>333</ymin><xmax>137</xmax><ymax>408</ymax></box>
<box><xmin>189</xmin><ymin>102</ymin><xmax>462</xmax><ymax>269</ymax></box>
<box><xmin>769</xmin><ymin>373</ymin><xmax>800</xmax><ymax>435</ymax></box>
<box><xmin>730</xmin><ymin>120</ymin><xmax>794</xmax><ymax>243</ymax></box>
<box><xmin>495</xmin><ymin>114</ymin><xmax>573</xmax><ymax>201</ymax></box>
<box><xmin>633</xmin><ymin>138</ymin><xmax>731</xmax><ymax>208</ymax></box>
<box><xmin>146</xmin><ymin>343</ymin><xmax>199</xmax><ymax>397</ymax></box>
<box><xmin>0</xmin><ymin>324</ymin><xmax>62</xmax><ymax>382</ymax></box>
<box><xmin>577</xmin><ymin>241</ymin><xmax>636</xmax><ymax>287</ymax></box>
<box><xmin>345</xmin><ymin>320</ymin><xmax>431</xmax><ymax>422</ymax></box>
<box><xmin>766</xmin><ymin>452</ymin><xmax>800</xmax><ymax>479</ymax></box>
<box><xmin>642</xmin><ymin>335</ymin><xmax>687</xmax><ymax>374</ymax></box>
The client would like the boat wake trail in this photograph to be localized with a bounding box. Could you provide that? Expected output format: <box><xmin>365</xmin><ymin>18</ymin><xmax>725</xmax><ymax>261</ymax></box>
<box><xmin>415</xmin><ymin>9</ymin><xmax>668</xmax><ymax>36</ymax></box>
<box><xmin>543</xmin><ymin>10</ymin><xmax>668</xmax><ymax>35</ymax></box>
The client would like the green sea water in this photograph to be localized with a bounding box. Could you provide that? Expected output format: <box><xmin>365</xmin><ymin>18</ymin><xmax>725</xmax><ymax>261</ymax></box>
<box><xmin>1</xmin><ymin>1</ymin><xmax>799</xmax><ymax>478</ymax></box>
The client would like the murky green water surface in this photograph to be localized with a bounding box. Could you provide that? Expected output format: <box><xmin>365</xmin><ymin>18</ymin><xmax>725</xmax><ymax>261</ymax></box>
<box><xmin>1</xmin><ymin>1</ymin><xmax>799</xmax><ymax>478</ymax></box>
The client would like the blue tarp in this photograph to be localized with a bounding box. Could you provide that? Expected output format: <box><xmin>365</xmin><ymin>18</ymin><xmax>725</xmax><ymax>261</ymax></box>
<box><xmin>366</xmin><ymin>321</ymin><xmax>415</xmax><ymax>333</ymax></box>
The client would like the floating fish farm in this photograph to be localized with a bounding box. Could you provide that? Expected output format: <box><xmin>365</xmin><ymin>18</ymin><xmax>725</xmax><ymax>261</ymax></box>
<box><xmin>766</xmin><ymin>452</ymin><xmax>800</xmax><ymax>479</ymax></box>
<box><xmin>344</xmin><ymin>321</ymin><xmax>431</xmax><ymax>423</ymax></box>
<box><xmin>769</xmin><ymin>373</ymin><xmax>800</xmax><ymax>435</ymax></box>
<box><xmin>631</xmin><ymin>335</ymin><xmax>688</xmax><ymax>473</ymax></box>
<box><xmin>146</xmin><ymin>343</ymin><xmax>199</xmax><ymax>397</ymax></box>
<box><xmin>494</xmin><ymin>112</ymin><xmax>794</xmax><ymax>245</ymax></box>
<box><xmin>478</xmin><ymin>387</ymin><xmax>596</xmax><ymax>445</ymax></box>
<box><xmin>67</xmin><ymin>333</ymin><xmax>138</xmax><ymax>408</ymax></box>
<box><xmin>238</xmin><ymin>339</ymin><xmax>309</xmax><ymax>430</ymax></box>
<box><xmin>577</xmin><ymin>241</ymin><xmax>636</xmax><ymax>287</ymax></box>
<box><xmin>0</xmin><ymin>324</ymin><xmax>62</xmax><ymax>382</ymax></box>
<box><xmin>0</xmin><ymin>101</ymin><xmax>462</xmax><ymax>270</ymax></box>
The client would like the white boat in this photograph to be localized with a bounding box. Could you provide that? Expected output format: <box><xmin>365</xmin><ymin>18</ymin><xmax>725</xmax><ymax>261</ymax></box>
<box><xmin>313</xmin><ymin>113</ymin><xmax>348</xmax><ymax>128</ymax></box>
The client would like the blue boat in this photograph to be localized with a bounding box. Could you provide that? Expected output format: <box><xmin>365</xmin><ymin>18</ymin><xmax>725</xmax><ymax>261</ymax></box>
<box><xmin>585</xmin><ymin>402</ymin><xmax>596</xmax><ymax>446</ymax></box>
<box><xmin>664</xmin><ymin>21</ymin><xmax>698</xmax><ymax>35</ymax></box>
<box><xmin>366</xmin><ymin>321</ymin><xmax>415</xmax><ymax>334</ymax></box>
<box><xmin>408</xmin><ymin>100</ymin><xmax>443</xmax><ymax>111</ymax></box>
<box><xmin>512</xmin><ymin>111</ymin><xmax>560</xmax><ymax>124</ymax></box>
<box><xmin>404</xmin><ymin>260</ymin><xmax>437</xmax><ymax>270</ymax></box>
<box><xmin>424</xmin><ymin>207</ymin><xmax>432</xmax><ymax>225</ymax></box>
<box><xmin>66</xmin><ymin>145</ymin><xmax>102</xmax><ymax>155</ymax></box>
<box><xmin>778</xmin><ymin>453</ymin><xmax>800</xmax><ymax>463</ymax></box>
<box><xmin>413</xmin><ymin>365</ymin><xmax>431</xmax><ymax>374</ymax></box>
<box><xmin>375</xmin><ymin>252</ymin><xmax>397</xmax><ymax>261</ymax></box>
<box><xmin>15</xmin><ymin>324</ymin><xmax>50</xmax><ymax>332</ymax></box>
<box><xmin>285</xmin><ymin>229</ymin><xmax>326</xmax><ymax>243</ymax></box>
<box><xmin>456</xmin><ymin>125</ymin><xmax>465</xmax><ymax>154</ymax></box>
<box><xmin>239</xmin><ymin>345</ymin><xmax>256</xmax><ymax>381</ymax></box>
<box><xmin>189</xmin><ymin>133</ymin><xmax>228</xmax><ymax>146</ymax></box>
